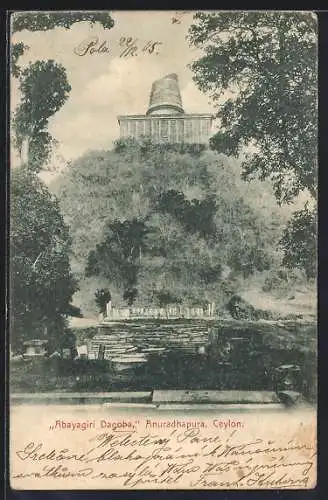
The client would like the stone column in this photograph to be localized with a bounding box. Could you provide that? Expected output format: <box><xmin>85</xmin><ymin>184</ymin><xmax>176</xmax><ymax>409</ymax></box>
<box><xmin>106</xmin><ymin>300</ymin><xmax>112</xmax><ymax>318</ymax></box>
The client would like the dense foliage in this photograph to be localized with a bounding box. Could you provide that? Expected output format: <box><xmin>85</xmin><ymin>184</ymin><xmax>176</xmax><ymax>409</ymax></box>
<box><xmin>10</xmin><ymin>13</ymin><xmax>117</xmax><ymax>349</ymax></box>
<box><xmin>94</xmin><ymin>288</ymin><xmax>112</xmax><ymax>314</ymax></box>
<box><xmin>188</xmin><ymin>11</ymin><xmax>317</xmax><ymax>282</ymax></box>
<box><xmin>13</xmin><ymin>60</ymin><xmax>71</xmax><ymax>169</ymax></box>
<box><xmin>11</xmin><ymin>167</ymin><xmax>78</xmax><ymax>352</ymax></box>
<box><xmin>12</xmin><ymin>12</ymin><xmax>114</xmax><ymax>34</ymax></box>
<box><xmin>188</xmin><ymin>12</ymin><xmax>317</xmax><ymax>204</ymax></box>
<box><xmin>280</xmin><ymin>204</ymin><xmax>317</xmax><ymax>279</ymax></box>
<box><xmin>52</xmin><ymin>139</ymin><xmax>291</xmax><ymax>312</ymax></box>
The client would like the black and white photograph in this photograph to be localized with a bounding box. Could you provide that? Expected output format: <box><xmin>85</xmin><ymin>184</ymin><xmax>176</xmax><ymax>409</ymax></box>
<box><xmin>9</xmin><ymin>10</ymin><xmax>317</xmax><ymax>490</ymax></box>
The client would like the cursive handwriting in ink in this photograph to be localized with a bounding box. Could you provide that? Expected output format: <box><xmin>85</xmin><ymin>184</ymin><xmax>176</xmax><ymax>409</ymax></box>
<box><xmin>12</xmin><ymin>428</ymin><xmax>316</xmax><ymax>489</ymax></box>
<box><xmin>74</xmin><ymin>36</ymin><xmax>110</xmax><ymax>56</ymax></box>
<box><xmin>119</xmin><ymin>37</ymin><xmax>163</xmax><ymax>58</ymax></box>
<box><xmin>73</xmin><ymin>36</ymin><xmax>163</xmax><ymax>57</ymax></box>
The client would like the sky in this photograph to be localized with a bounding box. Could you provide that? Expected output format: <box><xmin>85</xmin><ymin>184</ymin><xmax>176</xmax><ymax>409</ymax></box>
<box><xmin>11</xmin><ymin>11</ymin><xmax>221</xmax><ymax>182</ymax></box>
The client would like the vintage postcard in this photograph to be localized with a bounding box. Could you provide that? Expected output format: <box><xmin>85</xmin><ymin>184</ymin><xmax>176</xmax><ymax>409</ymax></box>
<box><xmin>9</xmin><ymin>10</ymin><xmax>317</xmax><ymax>490</ymax></box>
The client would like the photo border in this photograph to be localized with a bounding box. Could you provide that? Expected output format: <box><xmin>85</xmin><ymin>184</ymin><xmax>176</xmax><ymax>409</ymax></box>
<box><xmin>3</xmin><ymin>6</ymin><xmax>325</xmax><ymax>500</ymax></box>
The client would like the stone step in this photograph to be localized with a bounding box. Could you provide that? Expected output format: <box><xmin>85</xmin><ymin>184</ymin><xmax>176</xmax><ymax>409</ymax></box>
<box><xmin>152</xmin><ymin>390</ymin><xmax>281</xmax><ymax>404</ymax></box>
<box><xmin>11</xmin><ymin>391</ymin><xmax>152</xmax><ymax>403</ymax></box>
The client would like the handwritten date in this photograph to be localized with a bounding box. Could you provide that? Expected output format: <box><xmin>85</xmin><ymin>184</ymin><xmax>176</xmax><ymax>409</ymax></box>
<box><xmin>119</xmin><ymin>37</ymin><xmax>162</xmax><ymax>58</ymax></box>
<box><xmin>74</xmin><ymin>36</ymin><xmax>162</xmax><ymax>57</ymax></box>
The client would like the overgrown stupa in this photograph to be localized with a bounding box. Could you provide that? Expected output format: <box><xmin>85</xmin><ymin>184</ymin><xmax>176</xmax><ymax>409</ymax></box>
<box><xmin>118</xmin><ymin>73</ymin><xmax>213</xmax><ymax>144</ymax></box>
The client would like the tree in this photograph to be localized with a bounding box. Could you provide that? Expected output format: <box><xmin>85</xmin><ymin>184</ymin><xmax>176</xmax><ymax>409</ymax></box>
<box><xmin>11</xmin><ymin>41</ymin><xmax>28</xmax><ymax>78</ymax></box>
<box><xmin>188</xmin><ymin>12</ymin><xmax>317</xmax><ymax>204</ymax></box>
<box><xmin>11</xmin><ymin>11</ymin><xmax>115</xmax><ymax>169</ymax></box>
<box><xmin>13</xmin><ymin>60</ymin><xmax>71</xmax><ymax>169</ymax></box>
<box><xmin>280</xmin><ymin>204</ymin><xmax>317</xmax><ymax>278</ymax></box>
<box><xmin>86</xmin><ymin>219</ymin><xmax>149</xmax><ymax>302</ymax></box>
<box><xmin>95</xmin><ymin>288</ymin><xmax>112</xmax><ymax>314</ymax></box>
<box><xmin>10</xmin><ymin>12</ymin><xmax>116</xmax><ymax>347</ymax></box>
<box><xmin>12</xmin><ymin>12</ymin><xmax>114</xmax><ymax>33</ymax></box>
<box><xmin>10</xmin><ymin>167</ymin><xmax>78</xmax><ymax>352</ymax></box>
<box><xmin>154</xmin><ymin>290</ymin><xmax>182</xmax><ymax>308</ymax></box>
<box><xmin>123</xmin><ymin>288</ymin><xmax>138</xmax><ymax>307</ymax></box>
<box><xmin>156</xmin><ymin>189</ymin><xmax>217</xmax><ymax>237</ymax></box>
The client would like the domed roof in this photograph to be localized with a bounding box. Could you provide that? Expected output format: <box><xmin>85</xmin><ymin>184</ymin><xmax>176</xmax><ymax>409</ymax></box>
<box><xmin>147</xmin><ymin>73</ymin><xmax>184</xmax><ymax>115</ymax></box>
